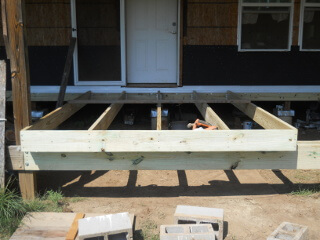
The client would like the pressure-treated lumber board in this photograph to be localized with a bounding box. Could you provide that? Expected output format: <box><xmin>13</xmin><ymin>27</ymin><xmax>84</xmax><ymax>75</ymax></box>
<box><xmin>6</xmin><ymin>92</ymin><xmax>320</xmax><ymax>102</ymax></box>
<box><xmin>195</xmin><ymin>103</ymin><xmax>229</xmax><ymax>130</ymax></box>
<box><xmin>18</xmin><ymin>171</ymin><xmax>37</xmax><ymax>200</ymax></box>
<box><xmin>0</xmin><ymin>61</ymin><xmax>6</xmax><ymax>188</ymax></box>
<box><xmin>4</xmin><ymin>0</ymin><xmax>36</xmax><ymax>199</ymax></box>
<box><xmin>89</xmin><ymin>92</ymin><xmax>125</xmax><ymax>130</ymax></box>
<box><xmin>10</xmin><ymin>212</ymin><xmax>125</xmax><ymax>240</ymax></box>
<box><xmin>18</xmin><ymin>141</ymin><xmax>320</xmax><ymax>171</ymax></box>
<box><xmin>157</xmin><ymin>104</ymin><xmax>162</xmax><ymax>130</ymax></box>
<box><xmin>26</xmin><ymin>92</ymin><xmax>91</xmax><ymax>131</ymax></box>
<box><xmin>69</xmin><ymin>99</ymin><xmax>249</xmax><ymax>104</ymax></box>
<box><xmin>6</xmin><ymin>145</ymin><xmax>24</xmax><ymax>171</ymax></box>
<box><xmin>20</xmin><ymin>130</ymin><xmax>297</xmax><ymax>152</ymax></box>
<box><xmin>56</xmin><ymin>37</ymin><xmax>77</xmax><ymax>108</ymax></box>
<box><xmin>65</xmin><ymin>213</ymin><xmax>85</xmax><ymax>240</ymax></box>
<box><xmin>233</xmin><ymin>102</ymin><xmax>296</xmax><ymax>130</ymax></box>
<box><xmin>89</xmin><ymin>103</ymin><xmax>123</xmax><ymax>130</ymax></box>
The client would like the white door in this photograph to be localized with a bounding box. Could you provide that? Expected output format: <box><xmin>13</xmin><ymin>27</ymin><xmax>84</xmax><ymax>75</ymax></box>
<box><xmin>126</xmin><ymin>0</ymin><xmax>178</xmax><ymax>84</ymax></box>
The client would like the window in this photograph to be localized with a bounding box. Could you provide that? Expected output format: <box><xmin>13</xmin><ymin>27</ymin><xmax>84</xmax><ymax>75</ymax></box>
<box><xmin>238</xmin><ymin>0</ymin><xmax>294</xmax><ymax>51</ymax></box>
<box><xmin>299</xmin><ymin>0</ymin><xmax>320</xmax><ymax>50</ymax></box>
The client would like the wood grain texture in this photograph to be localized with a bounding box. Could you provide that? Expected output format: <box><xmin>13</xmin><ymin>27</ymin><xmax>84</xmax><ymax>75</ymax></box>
<box><xmin>27</xmin><ymin>92</ymin><xmax>91</xmax><ymax>130</ymax></box>
<box><xmin>6</xmin><ymin>145</ymin><xmax>24</xmax><ymax>171</ymax></box>
<box><xmin>65</xmin><ymin>213</ymin><xmax>85</xmax><ymax>240</ymax></box>
<box><xmin>0</xmin><ymin>61</ymin><xmax>6</xmax><ymax>188</ymax></box>
<box><xmin>56</xmin><ymin>37</ymin><xmax>76</xmax><ymax>108</ymax></box>
<box><xmin>4</xmin><ymin>0</ymin><xmax>36</xmax><ymax>199</ymax></box>
<box><xmin>10</xmin><ymin>212</ymin><xmax>117</xmax><ymax>240</ymax></box>
<box><xmin>5</xmin><ymin>92</ymin><xmax>320</xmax><ymax>102</ymax></box>
<box><xmin>232</xmin><ymin>102</ymin><xmax>296</xmax><ymax>130</ymax></box>
<box><xmin>18</xmin><ymin>171</ymin><xmax>37</xmax><ymax>200</ymax></box>
<box><xmin>20</xmin><ymin>141</ymin><xmax>320</xmax><ymax>171</ymax></box>
<box><xmin>20</xmin><ymin>129</ymin><xmax>297</xmax><ymax>152</ymax></box>
<box><xmin>157</xmin><ymin>104</ymin><xmax>162</xmax><ymax>130</ymax></box>
<box><xmin>88</xmin><ymin>103</ymin><xmax>123</xmax><ymax>130</ymax></box>
<box><xmin>195</xmin><ymin>103</ymin><xmax>229</xmax><ymax>130</ymax></box>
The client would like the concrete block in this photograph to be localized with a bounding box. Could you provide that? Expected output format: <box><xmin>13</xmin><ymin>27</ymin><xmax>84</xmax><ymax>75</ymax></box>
<box><xmin>78</xmin><ymin>212</ymin><xmax>133</xmax><ymax>240</ymax></box>
<box><xmin>267</xmin><ymin>222</ymin><xmax>308</xmax><ymax>240</ymax></box>
<box><xmin>160</xmin><ymin>224</ymin><xmax>216</xmax><ymax>240</ymax></box>
<box><xmin>174</xmin><ymin>205</ymin><xmax>224</xmax><ymax>240</ymax></box>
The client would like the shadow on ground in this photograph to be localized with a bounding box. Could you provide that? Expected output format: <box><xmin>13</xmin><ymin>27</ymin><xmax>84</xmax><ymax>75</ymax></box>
<box><xmin>35</xmin><ymin>170</ymin><xmax>320</xmax><ymax>198</ymax></box>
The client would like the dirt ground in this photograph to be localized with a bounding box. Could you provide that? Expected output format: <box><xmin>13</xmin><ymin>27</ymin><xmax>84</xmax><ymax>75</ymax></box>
<box><xmin>37</xmin><ymin>169</ymin><xmax>320</xmax><ymax>240</ymax></box>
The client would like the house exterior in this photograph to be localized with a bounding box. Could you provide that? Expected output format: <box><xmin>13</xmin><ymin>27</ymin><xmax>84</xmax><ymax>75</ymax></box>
<box><xmin>2</xmin><ymin>0</ymin><xmax>320</xmax><ymax>94</ymax></box>
<box><xmin>2</xmin><ymin>0</ymin><xmax>320</xmax><ymax>200</ymax></box>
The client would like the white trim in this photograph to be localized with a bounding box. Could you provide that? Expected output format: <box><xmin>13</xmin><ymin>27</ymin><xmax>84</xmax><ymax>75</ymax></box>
<box><xmin>71</xmin><ymin>0</ymin><xmax>126</xmax><ymax>86</ymax></box>
<box><xmin>238</xmin><ymin>0</ymin><xmax>294</xmax><ymax>52</ymax></box>
<box><xmin>299</xmin><ymin>1</ymin><xmax>320</xmax><ymax>51</ymax></box>
<box><xmin>28</xmin><ymin>85</ymin><xmax>320</xmax><ymax>94</ymax></box>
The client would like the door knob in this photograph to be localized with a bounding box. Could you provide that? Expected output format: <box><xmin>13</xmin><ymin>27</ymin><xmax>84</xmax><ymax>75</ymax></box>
<box><xmin>169</xmin><ymin>30</ymin><xmax>177</xmax><ymax>34</ymax></box>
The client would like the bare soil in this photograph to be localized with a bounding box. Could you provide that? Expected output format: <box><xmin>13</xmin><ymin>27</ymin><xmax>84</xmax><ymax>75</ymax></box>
<box><xmin>37</xmin><ymin>169</ymin><xmax>320</xmax><ymax>239</ymax></box>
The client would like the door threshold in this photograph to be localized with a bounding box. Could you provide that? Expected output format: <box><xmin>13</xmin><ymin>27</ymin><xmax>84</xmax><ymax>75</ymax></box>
<box><xmin>125</xmin><ymin>83</ymin><xmax>179</xmax><ymax>88</ymax></box>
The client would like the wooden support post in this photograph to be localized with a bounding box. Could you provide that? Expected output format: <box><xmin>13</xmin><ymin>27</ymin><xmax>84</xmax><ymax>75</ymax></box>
<box><xmin>284</xmin><ymin>101</ymin><xmax>291</xmax><ymax>111</ymax></box>
<box><xmin>157</xmin><ymin>104</ymin><xmax>162</xmax><ymax>130</ymax></box>
<box><xmin>0</xmin><ymin>61</ymin><xmax>6</xmax><ymax>188</ymax></box>
<box><xmin>3</xmin><ymin>0</ymin><xmax>36</xmax><ymax>199</ymax></box>
<box><xmin>56</xmin><ymin>37</ymin><xmax>77</xmax><ymax>108</ymax></box>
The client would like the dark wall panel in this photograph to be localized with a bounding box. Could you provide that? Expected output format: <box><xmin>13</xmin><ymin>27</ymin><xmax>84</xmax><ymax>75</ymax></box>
<box><xmin>2</xmin><ymin>46</ymin><xmax>74</xmax><ymax>90</ymax></box>
<box><xmin>183</xmin><ymin>46</ymin><xmax>320</xmax><ymax>85</ymax></box>
<box><xmin>28</xmin><ymin>46</ymin><xmax>74</xmax><ymax>86</ymax></box>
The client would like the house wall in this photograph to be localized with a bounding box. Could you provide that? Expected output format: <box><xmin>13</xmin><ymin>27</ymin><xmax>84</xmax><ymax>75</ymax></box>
<box><xmin>183</xmin><ymin>0</ymin><xmax>320</xmax><ymax>85</ymax></box>
<box><xmin>1</xmin><ymin>0</ymin><xmax>320</xmax><ymax>87</ymax></box>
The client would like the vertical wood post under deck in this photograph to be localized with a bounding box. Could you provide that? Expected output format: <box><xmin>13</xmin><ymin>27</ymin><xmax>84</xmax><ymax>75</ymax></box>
<box><xmin>3</xmin><ymin>0</ymin><xmax>36</xmax><ymax>199</ymax></box>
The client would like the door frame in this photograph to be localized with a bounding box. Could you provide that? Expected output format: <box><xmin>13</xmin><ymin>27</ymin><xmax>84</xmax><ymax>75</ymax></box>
<box><xmin>71</xmin><ymin>0</ymin><xmax>180</xmax><ymax>86</ymax></box>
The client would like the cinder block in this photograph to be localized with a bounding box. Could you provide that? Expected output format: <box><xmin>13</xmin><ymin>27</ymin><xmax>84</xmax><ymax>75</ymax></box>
<box><xmin>78</xmin><ymin>212</ymin><xmax>133</xmax><ymax>240</ymax></box>
<box><xmin>174</xmin><ymin>205</ymin><xmax>224</xmax><ymax>240</ymax></box>
<box><xmin>267</xmin><ymin>222</ymin><xmax>308</xmax><ymax>240</ymax></box>
<box><xmin>160</xmin><ymin>224</ymin><xmax>216</xmax><ymax>240</ymax></box>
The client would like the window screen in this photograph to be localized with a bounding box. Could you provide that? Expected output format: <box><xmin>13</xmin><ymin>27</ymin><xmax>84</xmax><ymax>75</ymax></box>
<box><xmin>239</xmin><ymin>0</ymin><xmax>293</xmax><ymax>51</ymax></box>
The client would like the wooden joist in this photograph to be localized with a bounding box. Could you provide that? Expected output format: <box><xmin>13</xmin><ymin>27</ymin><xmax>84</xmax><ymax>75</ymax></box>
<box><xmin>26</xmin><ymin>92</ymin><xmax>91</xmax><ymax>131</ymax></box>
<box><xmin>195</xmin><ymin>103</ymin><xmax>229</xmax><ymax>130</ymax></box>
<box><xmin>89</xmin><ymin>103</ymin><xmax>123</xmax><ymax>130</ymax></box>
<box><xmin>6</xmin><ymin>141</ymin><xmax>320</xmax><ymax>171</ymax></box>
<box><xmin>89</xmin><ymin>92</ymin><xmax>125</xmax><ymax>130</ymax></box>
<box><xmin>228</xmin><ymin>92</ymin><xmax>296</xmax><ymax>130</ymax></box>
<box><xmin>233</xmin><ymin>101</ymin><xmax>296</xmax><ymax>130</ymax></box>
<box><xmin>20</xmin><ymin>129</ymin><xmax>297</xmax><ymax>152</ymax></box>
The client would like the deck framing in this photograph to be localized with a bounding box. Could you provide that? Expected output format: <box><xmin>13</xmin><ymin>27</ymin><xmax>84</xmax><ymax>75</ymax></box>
<box><xmin>5</xmin><ymin>91</ymin><xmax>318</xmax><ymax>172</ymax></box>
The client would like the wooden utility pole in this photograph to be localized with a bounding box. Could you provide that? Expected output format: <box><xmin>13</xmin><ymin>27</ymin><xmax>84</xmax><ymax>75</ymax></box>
<box><xmin>2</xmin><ymin>0</ymin><xmax>37</xmax><ymax>199</ymax></box>
<box><xmin>0</xmin><ymin>61</ymin><xmax>6</xmax><ymax>188</ymax></box>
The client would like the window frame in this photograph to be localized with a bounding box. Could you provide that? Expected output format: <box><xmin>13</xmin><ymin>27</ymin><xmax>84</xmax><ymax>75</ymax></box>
<box><xmin>237</xmin><ymin>0</ymin><xmax>295</xmax><ymax>52</ymax></box>
<box><xmin>299</xmin><ymin>0</ymin><xmax>320</xmax><ymax>51</ymax></box>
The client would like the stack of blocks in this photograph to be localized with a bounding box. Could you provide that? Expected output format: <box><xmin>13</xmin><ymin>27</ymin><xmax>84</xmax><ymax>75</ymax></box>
<box><xmin>267</xmin><ymin>222</ymin><xmax>308</xmax><ymax>240</ymax></box>
<box><xmin>78</xmin><ymin>212</ymin><xmax>133</xmax><ymax>240</ymax></box>
<box><xmin>160</xmin><ymin>205</ymin><xmax>224</xmax><ymax>240</ymax></box>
